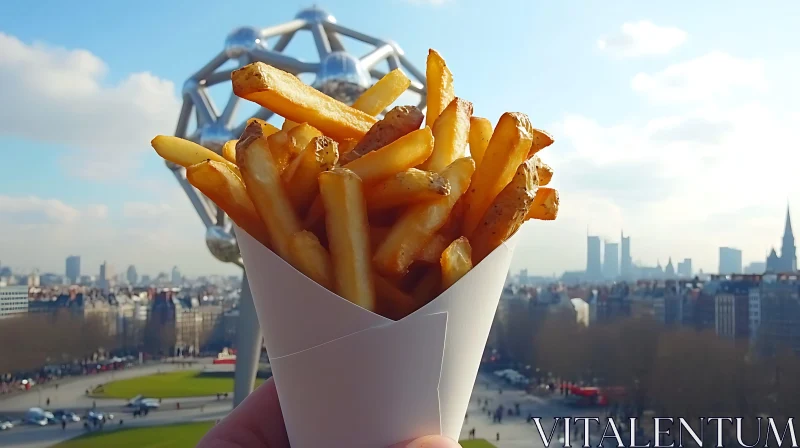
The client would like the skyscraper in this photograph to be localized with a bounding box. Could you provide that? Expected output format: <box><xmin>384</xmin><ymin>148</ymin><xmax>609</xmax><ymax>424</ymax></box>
<box><xmin>603</xmin><ymin>241</ymin><xmax>619</xmax><ymax>280</ymax></box>
<box><xmin>99</xmin><ymin>261</ymin><xmax>114</xmax><ymax>293</ymax></box>
<box><xmin>719</xmin><ymin>247</ymin><xmax>743</xmax><ymax>275</ymax></box>
<box><xmin>587</xmin><ymin>236</ymin><xmax>602</xmax><ymax>280</ymax></box>
<box><xmin>66</xmin><ymin>255</ymin><xmax>80</xmax><ymax>285</ymax></box>
<box><xmin>171</xmin><ymin>266</ymin><xmax>182</xmax><ymax>286</ymax></box>
<box><xmin>677</xmin><ymin>258</ymin><xmax>693</xmax><ymax>278</ymax></box>
<box><xmin>127</xmin><ymin>265</ymin><xmax>139</xmax><ymax>286</ymax></box>
<box><xmin>620</xmin><ymin>231</ymin><xmax>632</xmax><ymax>280</ymax></box>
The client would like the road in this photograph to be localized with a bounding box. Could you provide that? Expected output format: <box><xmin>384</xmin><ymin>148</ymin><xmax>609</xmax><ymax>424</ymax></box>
<box><xmin>0</xmin><ymin>360</ymin><xmax>232</xmax><ymax>448</ymax></box>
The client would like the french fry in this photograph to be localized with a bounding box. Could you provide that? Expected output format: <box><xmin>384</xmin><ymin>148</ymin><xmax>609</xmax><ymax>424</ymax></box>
<box><xmin>413</xmin><ymin>267</ymin><xmax>441</xmax><ymax>305</ymax></box>
<box><xmin>528</xmin><ymin>128</ymin><xmax>555</xmax><ymax>158</ymax></box>
<box><xmin>365</xmin><ymin>168</ymin><xmax>450</xmax><ymax>212</ymax></box>
<box><xmin>439</xmin><ymin>196</ymin><xmax>465</xmax><ymax>239</ymax></box>
<box><xmin>344</xmin><ymin>127</ymin><xmax>434</xmax><ymax>184</ymax></box>
<box><xmin>352</xmin><ymin>68</ymin><xmax>412</xmax><ymax>116</ymax></box>
<box><xmin>420</xmin><ymin>98</ymin><xmax>473</xmax><ymax>173</ymax></box>
<box><xmin>525</xmin><ymin>187</ymin><xmax>559</xmax><ymax>221</ymax></box>
<box><xmin>373</xmin><ymin>157</ymin><xmax>476</xmax><ymax>276</ymax></box>
<box><xmin>185</xmin><ymin>160</ymin><xmax>270</xmax><ymax>248</ymax></box>
<box><xmin>339</xmin><ymin>138</ymin><xmax>359</xmax><ymax>155</ymax></box>
<box><xmin>266</xmin><ymin>130</ymin><xmax>293</xmax><ymax>173</ymax></box>
<box><xmin>305</xmin><ymin>127</ymin><xmax>435</xmax><ymax>227</ymax></box>
<box><xmin>471</xmin><ymin>158</ymin><xmax>538</xmax><ymax>263</ymax></box>
<box><xmin>426</xmin><ymin>49</ymin><xmax>454</xmax><ymax>128</ymax></box>
<box><xmin>287</xmin><ymin>123</ymin><xmax>323</xmax><ymax>158</ymax></box>
<box><xmin>416</xmin><ymin>233</ymin><xmax>453</xmax><ymax>264</ymax></box>
<box><xmin>468</xmin><ymin>117</ymin><xmax>492</xmax><ymax>168</ymax></box>
<box><xmin>221</xmin><ymin>140</ymin><xmax>238</xmax><ymax>164</ymax></box>
<box><xmin>232</xmin><ymin>62</ymin><xmax>377</xmax><ymax>141</ymax></box>
<box><xmin>340</xmin><ymin>106</ymin><xmax>424</xmax><ymax>165</ymax></box>
<box><xmin>461</xmin><ymin>112</ymin><xmax>534</xmax><ymax>237</ymax></box>
<box><xmin>440</xmin><ymin>237</ymin><xmax>473</xmax><ymax>291</ymax></box>
<box><xmin>319</xmin><ymin>168</ymin><xmax>376</xmax><ymax>310</ymax></box>
<box><xmin>531</xmin><ymin>156</ymin><xmax>554</xmax><ymax>186</ymax></box>
<box><xmin>282</xmin><ymin>118</ymin><xmax>299</xmax><ymax>131</ymax></box>
<box><xmin>283</xmin><ymin>136</ymin><xmax>339</xmax><ymax>215</ymax></box>
<box><xmin>247</xmin><ymin>117</ymin><xmax>280</xmax><ymax>137</ymax></box>
<box><xmin>373</xmin><ymin>272</ymin><xmax>419</xmax><ymax>320</ymax></box>
<box><xmin>286</xmin><ymin>230</ymin><xmax>333</xmax><ymax>290</ymax></box>
<box><xmin>236</xmin><ymin>122</ymin><xmax>302</xmax><ymax>258</ymax></box>
<box><xmin>151</xmin><ymin>135</ymin><xmax>238</xmax><ymax>175</ymax></box>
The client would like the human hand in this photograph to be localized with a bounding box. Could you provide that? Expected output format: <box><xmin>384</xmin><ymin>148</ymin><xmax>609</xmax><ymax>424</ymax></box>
<box><xmin>197</xmin><ymin>377</ymin><xmax>460</xmax><ymax>448</ymax></box>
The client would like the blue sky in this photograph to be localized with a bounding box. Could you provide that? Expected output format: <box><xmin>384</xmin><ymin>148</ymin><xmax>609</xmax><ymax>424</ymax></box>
<box><xmin>1</xmin><ymin>0</ymin><xmax>799</xmax><ymax>278</ymax></box>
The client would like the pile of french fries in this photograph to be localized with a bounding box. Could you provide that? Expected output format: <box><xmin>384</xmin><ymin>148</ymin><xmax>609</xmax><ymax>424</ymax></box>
<box><xmin>152</xmin><ymin>49</ymin><xmax>560</xmax><ymax>320</ymax></box>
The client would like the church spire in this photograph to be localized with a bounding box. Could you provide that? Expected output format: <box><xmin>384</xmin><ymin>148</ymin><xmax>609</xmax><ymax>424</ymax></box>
<box><xmin>784</xmin><ymin>204</ymin><xmax>794</xmax><ymax>241</ymax></box>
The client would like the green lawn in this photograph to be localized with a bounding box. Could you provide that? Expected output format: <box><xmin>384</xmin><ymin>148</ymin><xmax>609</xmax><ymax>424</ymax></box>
<box><xmin>54</xmin><ymin>421</ymin><xmax>496</xmax><ymax>447</ymax></box>
<box><xmin>93</xmin><ymin>370</ymin><xmax>266</xmax><ymax>399</ymax></box>
<box><xmin>54</xmin><ymin>421</ymin><xmax>214</xmax><ymax>447</ymax></box>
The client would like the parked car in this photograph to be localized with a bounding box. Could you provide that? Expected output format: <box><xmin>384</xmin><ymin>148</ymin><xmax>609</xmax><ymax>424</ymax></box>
<box><xmin>24</xmin><ymin>408</ymin><xmax>49</xmax><ymax>426</ymax></box>
<box><xmin>0</xmin><ymin>415</ymin><xmax>13</xmax><ymax>430</ymax></box>
<box><xmin>52</xmin><ymin>410</ymin><xmax>81</xmax><ymax>422</ymax></box>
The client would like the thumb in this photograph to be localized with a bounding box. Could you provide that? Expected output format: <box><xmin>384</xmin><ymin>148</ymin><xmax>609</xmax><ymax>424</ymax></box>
<box><xmin>389</xmin><ymin>435</ymin><xmax>462</xmax><ymax>448</ymax></box>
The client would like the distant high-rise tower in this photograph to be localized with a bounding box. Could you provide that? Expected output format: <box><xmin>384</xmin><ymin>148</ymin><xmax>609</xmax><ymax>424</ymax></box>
<box><xmin>171</xmin><ymin>266</ymin><xmax>182</xmax><ymax>286</ymax></box>
<box><xmin>677</xmin><ymin>258</ymin><xmax>692</xmax><ymax>278</ymax></box>
<box><xmin>66</xmin><ymin>255</ymin><xmax>80</xmax><ymax>285</ymax></box>
<box><xmin>665</xmin><ymin>257</ymin><xmax>675</xmax><ymax>278</ymax></box>
<box><xmin>719</xmin><ymin>247</ymin><xmax>743</xmax><ymax>275</ymax></box>
<box><xmin>587</xmin><ymin>236</ymin><xmax>602</xmax><ymax>280</ymax></box>
<box><xmin>127</xmin><ymin>265</ymin><xmax>139</xmax><ymax>286</ymax></box>
<box><xmin>603</xmin><ymin>241</ymin><xmax>620</xmax><ymax>280</ymax></box>
<box><xmin>620</xmin><ymin>231</ymin><xmax>632</xmax><ymax>280</ymax></box>
<box><xmin>99</xmin><ymin>261</ymin><xmax>114</xmax><ymax>293</ymax></box>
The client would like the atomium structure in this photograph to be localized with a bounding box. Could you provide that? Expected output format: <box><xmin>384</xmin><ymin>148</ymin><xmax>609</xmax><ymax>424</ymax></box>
<box><xmin>169</xmin><ymin>6</ymin><xmax>427</xmax><ymax>407</ymax></box>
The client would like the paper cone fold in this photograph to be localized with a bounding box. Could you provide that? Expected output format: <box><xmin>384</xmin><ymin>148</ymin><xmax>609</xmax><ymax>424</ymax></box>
<box><xmin>236</xmin><ymin>226</ymin><xmax>516</xmax><ymax>448</ymax></box>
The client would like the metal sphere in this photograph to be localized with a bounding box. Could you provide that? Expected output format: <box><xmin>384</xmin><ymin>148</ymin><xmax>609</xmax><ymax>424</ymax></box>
<box><xmin>205</xmin><ymin>226</ymin><xmax>241</xmax><ymax>263</ymax></box>
<box><xmin>295</xmin><ymin>6</ymin><xmax>336</xmax><ymax>24</ymax></box>
<box><xmin>314</xmin><ymin>52</ymin><xmax>370</xmax><ymax>104</ymax></box>
<box><xmin>224</xmin><ymin>26</ymin><xmax>267</xmax><ymax>58</ymax></box>
<box><xmin>198</xmin><ymin>124</ymin><xmax>235</xmax><ymax>153</ymax></box>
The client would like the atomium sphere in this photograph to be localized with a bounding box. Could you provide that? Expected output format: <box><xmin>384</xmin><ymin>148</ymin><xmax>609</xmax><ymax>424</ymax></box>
<box><xmin>199</xmin><ymin>124</ymin><xmax>235</xmax><ymax>153</ymax></box>
<box><xmin>314</xmin><ymin>52</ymin><xmax>370</xmax><ymax>104</ymax></box>
<box><xmin>224</xmin><ymin>26</ymin><xmax>268</xmax><ymax>58</ymax></box>
<box><xmin>205</xmin><ymin>226</ymin><xmax>240</xmax><ymax>263</ymax></box>
<box><xmin>295</xmin><ymin>6</ymin><xmax>336</xmax><ymax>24</ymax></box>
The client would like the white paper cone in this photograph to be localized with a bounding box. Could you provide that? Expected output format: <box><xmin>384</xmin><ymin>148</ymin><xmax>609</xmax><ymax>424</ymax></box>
<box><xmin>236</xmin><ymin>226</ymin><xmax>516</xmax><ymax>448</ymax></box>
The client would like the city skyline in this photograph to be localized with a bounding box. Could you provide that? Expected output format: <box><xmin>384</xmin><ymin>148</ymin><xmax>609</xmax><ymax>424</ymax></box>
<box><xmin>1</xmin><ymin>1</ymin><xmax>800</xmax><ymax>276</ymax></box>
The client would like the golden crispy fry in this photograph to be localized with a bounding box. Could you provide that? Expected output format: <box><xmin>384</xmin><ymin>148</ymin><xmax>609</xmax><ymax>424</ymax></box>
<box><xmin>247</xmin><ymin>117</ymin><xmax>280</xmax><ymax>137</ymax></box>
<box><xmin>319</xmin><ymin>168</ymin><xmax>376</xmax><ymax>309</ymax></box>
<box><xmin>461</xmin><ymin>112</ymin><xmax>534</xmax><ymax>237</ymax></box>
<box><xmin>373</xmin><ymin>272</ymin><xmax>418</xmax><ymax>320</ymax></box>
<box><xmin>528</xmin><ymin>128</ymin><xmax>555</xmax><ymax>158</ymax></box>
<box><xmin>471</xmin><ymin>158</ymin><xmax>538</xmax><ymax>263</ymax></box>
<box><xmin>304</xmin><ymin>127</ymin><xmax>435</xmax><ymax>227</ymax></box>
<box><xmin>413</xmin><ymin>267</ymin><xmax>441</xmax><ymax>305</ymax></box>
<box><xmin>420</xmin><ymin>98</ymin><xmax>473</xmax><ymax>173</ymax></box>
<box><xmin>266</xmin><ymin>130</ymin><xmax>293</xmax><ymax>173</ymax></box>
<box><xmin>287</xmin><ymin>123</ymin><xmax>323</xmax><ymax>159</ymax></box>
<box><xmin>440</xmin><ymin>236</ymin><xmax>473</xmax><ymax>290</ymax></box>
<box><xmin>340</xmin><ymin>106</ymin><xmax>424</xmax><ymax>165</ymax></box>
<box><xmin>185</xmin><ymin>160</ymin><xmax>270</xmax><ymax>248</ymax></box>
<box><xmin>525</xmin><ymin>187</ymin><xmax>559</xmax><ymax>221</ymax></box>
<box><xmin>222</xmin><ymin>140</ymin><xmax>238</xmax><ymax>164</ymax></box>
<box><xmin>283</xmin><ymin>136</ymin><xmax>339</xmax><ymax>215</ymax></box>
<box><xmin>530</xmin><ymin>155</ymin><xmax>553</xmax><ymax>186</ymax></box>
<box><xmin>439</xmin><ymin>196</ymin><xmax>465</xmax><ymax>239</ymax></box>
<box><xmin>151</xmin><ymin>135</ymin><xmax>238</xmax><ymax>175</ymax></box>
<box><xmin>468</xmin><ymin>117</ymin><xmax>492</xmax><ymax>168</ymax></box>
<box><xmin>352</xmin><ymin>68</ymin><xmax>411</xmax><ymax>116</ymax></box>
<box><xmin>232</xmin><ymin>62</ymin><xmax>377</xmax><ymax>141</ymax></box>
<box><xmin>416</xmin><ymin>233</ymin><xmax>453</xmax><ymax>264</ymax></box>
<box><xmin>426</xmin><ymin>49</ymin><xmax>454</xmax><ymax>128</ymax></box>
<box><xmin>373</xmin><ymin>157</ymin><xmax>476</xmax><ymax>276</ymax></box>
<box><xmin>282</xmin><ymin>118</ymin><xmax>299</xmax><ymax>131</ymax></box>
<box><xmin>236</xmin><ymin>122</ymin><xmax>302</xmax><ymax>258</ymax></box>
<box><xmin>345</xmin><ymin>127</ymin><xmax>434</xmax><ymax>183</ymax></box>
<box><xmin>286</xmin><ymin>230</ymin><xmax>333</xmax><ymax>290</ymax></box>
<box><xmin>365</xmin><ymin>168</ymin><xmax>450</xmax><ymax>212</ymax></box>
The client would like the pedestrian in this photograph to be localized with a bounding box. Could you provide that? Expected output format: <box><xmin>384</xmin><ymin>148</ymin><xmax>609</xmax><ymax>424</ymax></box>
<box><xmin>61</xmin><ymin>419</ymin><xmax>66</xmax><ymax>431</ymax></box>
<box><xmin>46</xmin><ymin>397</ymin><xmax>50</xmax><ymax>406</ymax></box>
<box><xmin>177</xmin><ymin>402</ymin><xmax>181</xmax><ymax>410</ymax></box>
<box><xmin>464</xmin><ymin>412</ymin><xmax>467</xmax><ymax>422</ymax></box>
<box><xmin>119</xmin><ymin>419</ymin><xmax>124</xmax><ymax>426</ymax></box>
<box><xmin>496</xmin><ymin>432</ymin><xmax>500</xmax><ymax>441</ymax></box>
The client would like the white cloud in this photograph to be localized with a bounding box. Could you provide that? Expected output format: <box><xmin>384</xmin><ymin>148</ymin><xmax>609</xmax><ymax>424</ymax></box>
<box><xmin>85</xmin><ymin>204</ymin><xmax>108</xmax><ymax>219</ymax></box>
<box><xmin>0</xmin><ymin>195</ymin><xmax>80</xmax><ymax>224</ymax></box>
<box><xmin>597</xmin><ymin>21</ymin><xmax>687</xmax><ymax>57</ymax></box>
<box><xmin>123</xmin><ymin>201</ymin><xmax>179</xmax><ymax>219</ymax></box>
<box><xmin>0</xmin><ymin>33</ymin><xmax>181</xmax><ymax>179</ymax></box>
<box><xmin>632</xmin><ymin>52</ymin><xmax>767</xmax><ymax>104</ymax></box>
